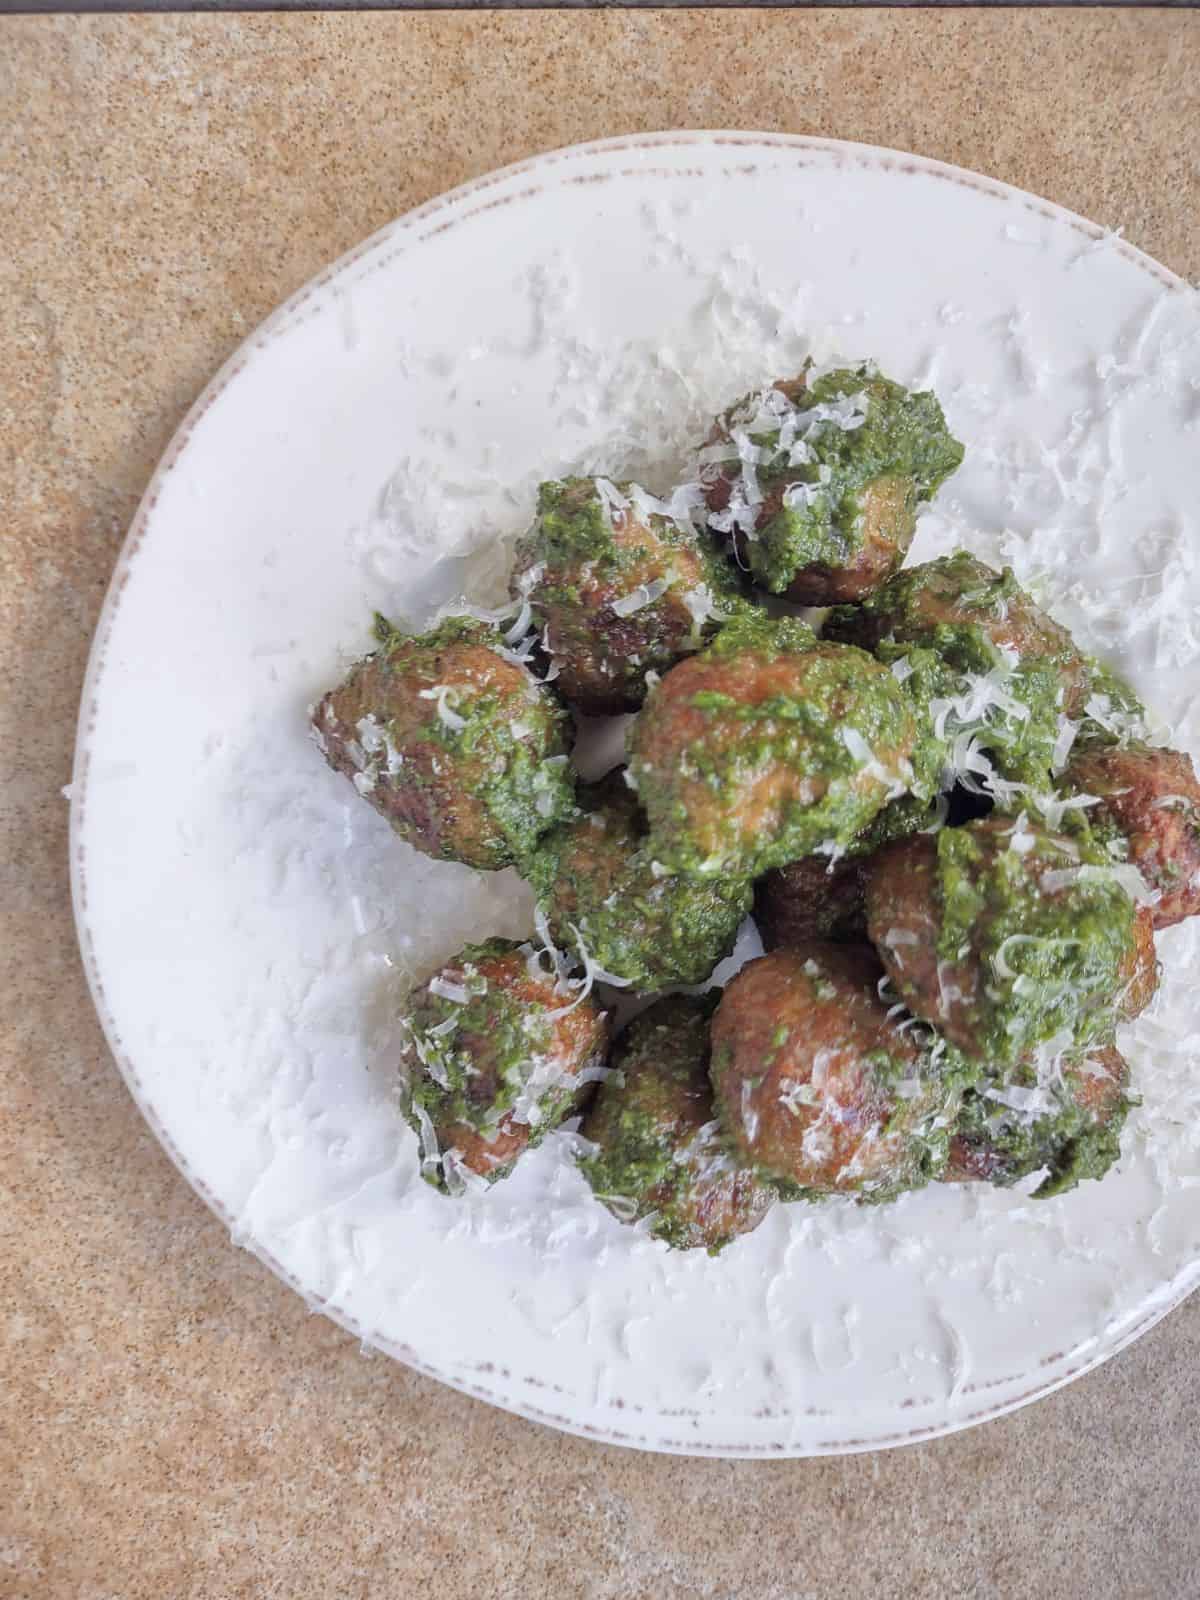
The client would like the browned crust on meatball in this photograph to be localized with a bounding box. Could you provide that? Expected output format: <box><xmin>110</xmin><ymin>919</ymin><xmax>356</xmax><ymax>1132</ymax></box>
<box><xmin>1118</xmin><ymin>906</ymin><xmax>1159</xmax><ymax>1021</ymax></box>
<box><xmin>710</xmin><ymin>944</ymin><xmax>936</xmax><ymax>1194</ymax></box>
<box><xmin>862</xmin><ymin>835</ymin><xmax>976</xmax><ymax>1042</ymax></box>
<box><xmin>755</xmin><ymin>856</ymin><xmax>867</xmax><ymax>949</ymax></box>
<box><xmin>1067</xmin><ymin>745</ymin><xmax>1200</xmax><ymax>929</ymax></box>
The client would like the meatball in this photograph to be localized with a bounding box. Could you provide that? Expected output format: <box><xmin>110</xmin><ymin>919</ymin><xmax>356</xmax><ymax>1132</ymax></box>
<box><xmin>864</xmin><ymin>815</ymin><xmax>1158</xmax><ymax>1068</ymax></box>
<box><xmin>510</xmin><ymin>476</ymin><xmax>748</xmax><ymax>714</ymax></box>
<box><xmin>579</xmin><ymin>996</ymin><xmax>774</xmax><ymax>1252</ymax></box>
<box><xmin>1064</xmin><ymin>743</ymin><xmax>1200</xmax><ymax>929</ymax></box>
<box><xmin>700</xmin><ymin>367</ymin><xmax>963</xmax><ymax>603</ymax></box>
<box><xmin>397</xmin><ymin>937</ymin><xmax>610</xmax><ymax>1192</ymax></box>
<box><xmin>945</xmin><ymin>1045</ymin><xmax>1130</xmax><ymax>1198</ymax></box>
<box><xmin>826</xmin><ymin>552</ymin><xmax>1089</xmax><ymax>789</ymax></box>
<box><xmin>755</xmin><ymin>792</ymin><xmax>945</xmax><ymax>951</ymax></box>
<box><xmin>312</xmin><ymin>615</ymin><xmax>575</xmax><ymax>871</ymax></box>
<box><xmin>627</xmin><ymin>612</ymin><xmax>923</xmax><ymax>880</ymax></box>
<box><xmin>528</xmin><ymin>775</ymin><xmax>752</xmax><ymax>990</ymax></box>
<box><xmin>709</xmin><ymin>945</ymin><xmax>966</xmax><ymax>1202</ymax></box>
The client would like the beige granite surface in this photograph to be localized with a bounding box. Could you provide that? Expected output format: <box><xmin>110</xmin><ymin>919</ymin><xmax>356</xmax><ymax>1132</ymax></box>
<box><xmin>3</xmin><ymin>11</ymin><xmax>1200</xmax><ymax>1598</ymax></box>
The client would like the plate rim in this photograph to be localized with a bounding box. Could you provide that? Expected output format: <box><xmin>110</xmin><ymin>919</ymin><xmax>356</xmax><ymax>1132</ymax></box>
<box><xmin>69</xmin><ymin>128</ymin><xmax>1196</xmax><ymax>1458</ymax></box>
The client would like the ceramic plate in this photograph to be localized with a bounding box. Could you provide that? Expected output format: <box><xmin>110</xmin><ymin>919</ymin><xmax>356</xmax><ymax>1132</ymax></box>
<box><xmin>72</xmin><ymin>134</ymin><xmax>1200</xmax><ymax>1457</ymax></box>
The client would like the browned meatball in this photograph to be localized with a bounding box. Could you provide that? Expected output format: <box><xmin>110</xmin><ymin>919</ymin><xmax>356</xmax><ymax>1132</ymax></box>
<box><xmin>826</xmin><ymin>551</ymin><xmax>1098</xmax><ymax>791</ymax></box>
<box><xmin>700</xmin><ymin>369</ymin><xmax>963</xmax><ymax>604</ymax></box>
<box><xmin>579</xmin><ymin>996</ymin><xmax>774</xmax><ymax>1253</ymax></box>
<box><xmin>755</xmin><ymin>856</ymin><xmax>867</xmax><ymax>948</ymax></box>
<box><xmin>628</xmin><ymin>613</ymin><xmax>921</xmax><ymax>880</ymax></box>
<box><xmin>726</xmin><ymin>476</ymin><xmax>921</xmax><ymax>605</ymax></box>
<box><xmin>864</xmin><ymin>816</ymin><xmax>1157</xmax><ymax>1066</ymax></box>
<box><xmin>510</xmin><ymin>476</ymin><xmax>746</xmax><ymax>714</ymax></box>
<box><xmin>398</xmin><ymin>937</ymin><xmax>610</xmax><ymax>1191</ymax></box>
<box><xmin>709</xmin><ymin>945</ymin><xmax>961</xmax><ymax>1201</ymax></box>
<box><xmin>945</xmin><ymin>1045</ymin><xmax>1131</xmax><ymax>1197</ymax></box>
<box><xmin>528</xmin><ymin>775</ymin><xmax>752</xmax><ymax>989</ymax></box>
<box><xmin>1065</xmin><ymin>744</ymin><xmax>1200</xmax><ymax>929</ymax></box>
<box><xmin>312</xmin><ymin>616</ymin><xmax>574</xmax><ymax>870</ymax></box>
<box><xmin>826</xmin><ymin>551</ymin><xmax>1092</xmax><ymax>716</ymax></box>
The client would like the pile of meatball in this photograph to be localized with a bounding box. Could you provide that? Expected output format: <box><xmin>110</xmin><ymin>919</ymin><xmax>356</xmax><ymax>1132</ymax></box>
<box><xmin>311</xmin><ymin>364</ymin><xmax>1200</xmax><ymax>1253</ymax></box>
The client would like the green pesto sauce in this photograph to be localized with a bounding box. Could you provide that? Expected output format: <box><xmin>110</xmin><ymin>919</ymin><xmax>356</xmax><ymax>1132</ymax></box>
<box><xmin>743</xmin><ymin>368</ymin><xmax>963</xmax><ymax>594</ymax></box>
<box><xmin>528</xmin><ymin>784</ymin><xmax>752</xmax><ymax>988</ymax></box>
<box><xmin>370</xmin><ymin>613</ymin><xmax>576</xmax><ymax>870</ymax></box>
<box><xmin>933</xmin><ymin>823</ymin><xmax>1136</xmax><ymax>1064</ymax></box>
<box><xmin>865</xmin><ymin>642</ymin><xmax>954</xmax><ymax>799</ymax></box>
<box><xmin>633</xmin><ymin>629</ymin><xmax>917</xmax><ymax>878</ymax></box>
<box><xmin>829</xmin><ymin>554</ymin><xmax>1084</xmax><ymax>789</ymax></box>
<box><xmin>855</xmin><ymin>795</ymin><xmax>946</xmax><ymax>857</ymax></box>
<box><xmin>701</xmin><ymin>609</ymin><xmax>818</xmax><ymax>661</ymax></box>
<box><xmin>954</xmin><ymin>1072</ymin><xmax>1131</xmax><ymax>1197</ymax></box>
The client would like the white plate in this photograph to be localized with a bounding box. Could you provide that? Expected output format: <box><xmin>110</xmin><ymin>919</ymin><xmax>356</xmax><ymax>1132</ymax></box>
<box><xmin>72</xmin><ymin>133</ymin><xmax>1200</xmax><ymax>1457</ymax></box>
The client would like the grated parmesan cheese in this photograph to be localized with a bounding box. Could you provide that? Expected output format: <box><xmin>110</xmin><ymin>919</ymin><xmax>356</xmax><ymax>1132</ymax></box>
<box><xmin>418</xmin><ymin>684</ymin><xmax>467</xmax><ymax>733</ymax></box>
<box><xmin>610</xmin><ymin>576</ymin><xmax>672</xmax><ymax>618</ymax></box>
<box><xmin>1040</xmin><ymin>862</ymin><xmax>1160</xmax><ymax>905</ymax></box>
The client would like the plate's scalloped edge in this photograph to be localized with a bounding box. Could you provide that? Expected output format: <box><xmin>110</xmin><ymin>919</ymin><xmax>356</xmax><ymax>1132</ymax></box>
<box><xmin>69</xmin><ymin>130</ymin><xmax>1197</xmax><ymax>1459</ymax></box>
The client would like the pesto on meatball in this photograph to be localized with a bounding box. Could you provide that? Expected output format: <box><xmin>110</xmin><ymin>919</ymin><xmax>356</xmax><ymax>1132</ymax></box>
<box><xmin>630</xmin><ymin>611</ymin><xmax>928</xmax><ymax>883</ymax></box>
<box><xmin>710</xmin><ymin>945</ymin><xmax>968</xmax><ymax>1202</ymax></box>
<box><xmin>312</xmin><ymin>615</ymin><xmax>575</xmax><ymax>871</ymax></box>
<box><xmin>510</xmin><ymin>476</ymin><xmax>748</xmax><ymax>714</ymax></box>
<box><xmin>627</xmin><ymin>612</ymin><xmax>925</xmax><ymax>880</ymax></box>
<box><xmin>398</xmin><ymin>937</ymin><xmax>610</xmax><ymax>1192</ymax></box>
<box><xmin>864</xmin><ymin>815</ymin><xmax>1158</xmax><ymax>1069</ymax></box>
<box><xmin>826</xmin><ymin>552</ymin><xmax>1090</xmax><ymax>791</ymax></box>
<box><xmin>701</xmin><ymin>366</ymin><xmax>963</xmax><ymax>603</ymax></box>
<box><xmin>528</xmin><ymin>775</ymin><xmax>752</xmax><ymax>990</ymax></box>
<box><xmin>1063</xmin><ymin>743</ymin><xmax>1200</xmax><ymax>929</ymax></box>
<box><xmin>945</xmin><ymin>1044</ymin><xmax>1131</xmax><ymax>1198</ymax></box>
<box><xmin>579</xmin><ymin>995</ymin><xmax>774</xmax><ymax>1253</ymax></box>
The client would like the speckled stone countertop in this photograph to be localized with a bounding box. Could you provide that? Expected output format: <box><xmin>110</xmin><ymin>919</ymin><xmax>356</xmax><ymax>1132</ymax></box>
<box><xmin>3</xmin><ymin>11</ymin><xmax>1199</xmax><ymax>1597</ymax></box>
